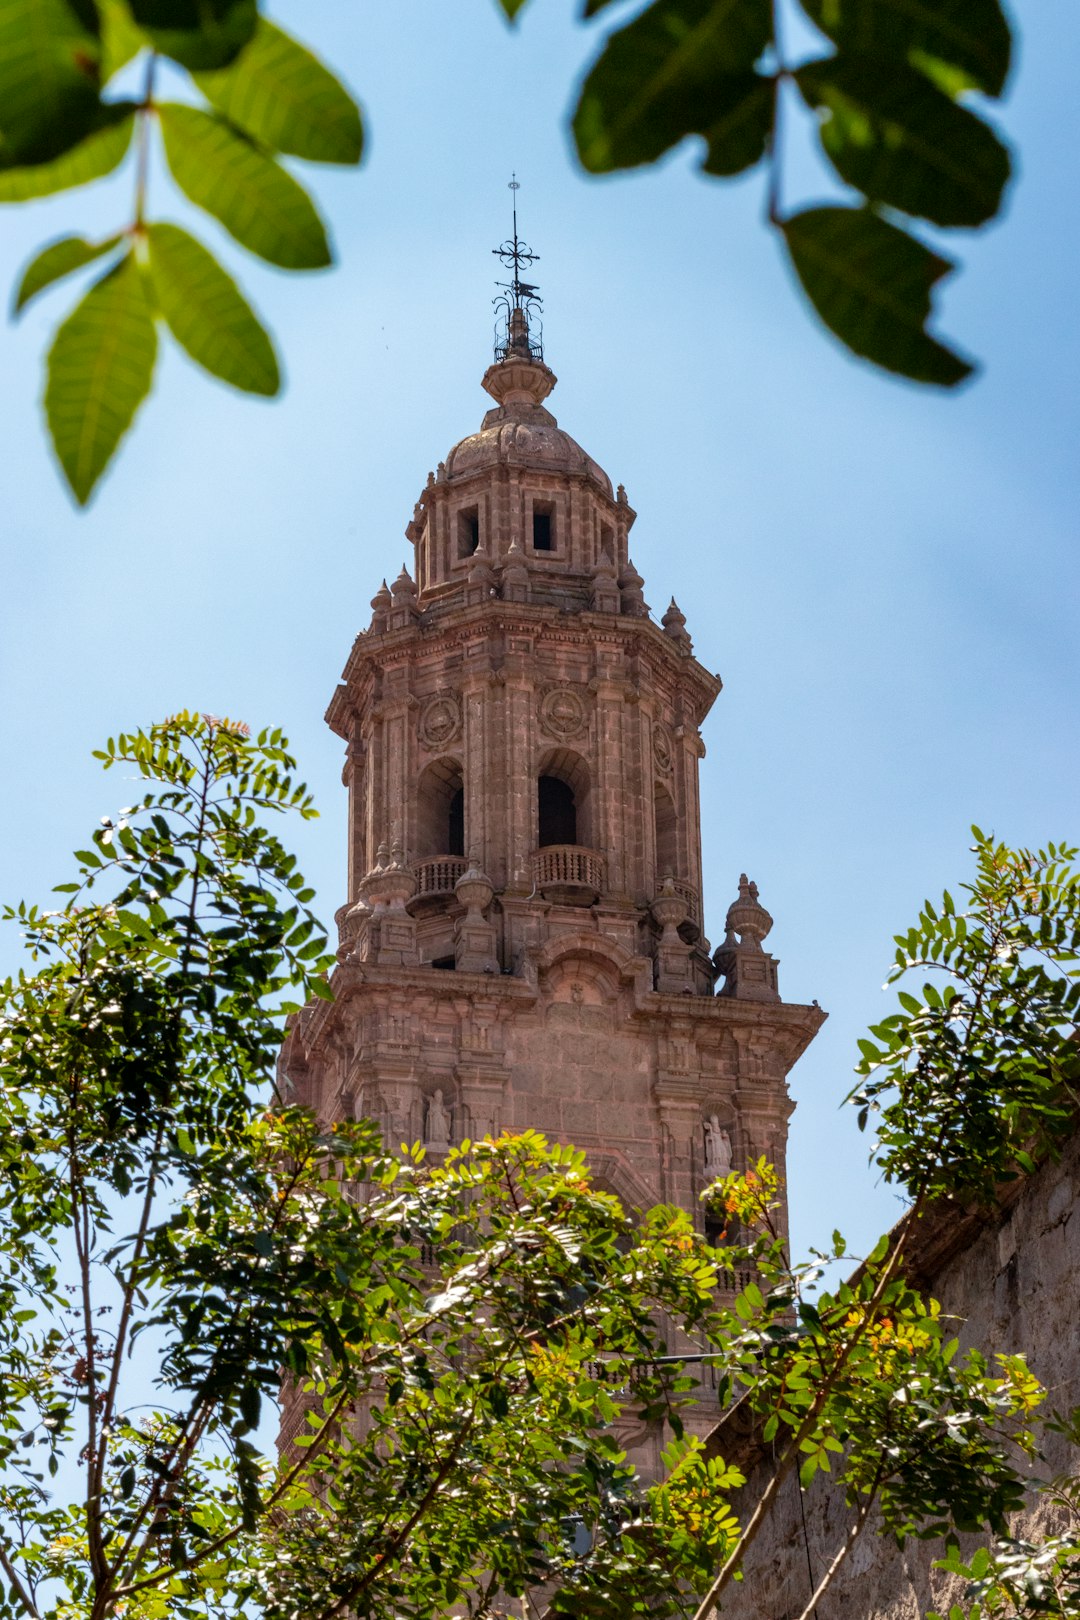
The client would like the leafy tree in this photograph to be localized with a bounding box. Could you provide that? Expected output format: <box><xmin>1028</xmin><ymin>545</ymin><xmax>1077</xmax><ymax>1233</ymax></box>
<box><xmin>3</xmin><ymin>0</ymin><xmax>1016</xmax><ymax>505</ymax></box>
<box><xmin>2</xmin><ymin>717</ymin><xmax>1077</xmax><ymax>1620</ymax></box>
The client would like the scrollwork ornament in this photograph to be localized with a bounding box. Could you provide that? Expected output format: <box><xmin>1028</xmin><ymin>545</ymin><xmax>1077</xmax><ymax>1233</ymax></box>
<box><xmin>539</xmin><ymin>684</ymin><xmax>588</xmax><ymax>741</ymax></box>
<box><xmin>418</xmin><ymin>691</ymin><xmax>462</xmax><ymax>750</ymax></box>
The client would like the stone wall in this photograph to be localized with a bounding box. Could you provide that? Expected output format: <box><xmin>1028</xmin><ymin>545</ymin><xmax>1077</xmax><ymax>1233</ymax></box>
<box><xmin>711</xmin><ymin>1128</ymin><xmax>1080</xmax><ymax>1619</ymax></box>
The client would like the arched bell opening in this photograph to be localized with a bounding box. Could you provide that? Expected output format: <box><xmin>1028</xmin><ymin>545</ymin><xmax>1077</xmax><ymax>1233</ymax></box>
<box><xmin>412</xmin><ymin>756</ymin><xmax>467</xmax><ymax>910</ymax></box>
<box><xmin>653</xmin><ymin>782</ymin><xmax>677</xmax><ymax>884</ymax></box>
<box><xmin>653</xmin><ymin>780</ymin><xmax>700</xmax><ymax>943</ymax></box>
<box><xmin>533</xmin><ymin>748</ymin><xmax>601</xmax><ymax>903</ymax></box>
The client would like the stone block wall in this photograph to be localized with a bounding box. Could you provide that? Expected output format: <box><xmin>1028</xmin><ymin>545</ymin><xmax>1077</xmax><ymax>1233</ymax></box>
<box><xmin>711</xmin><ymin>1128</ymin><xmax>1080</xmax><ymax>1619</ymax></box>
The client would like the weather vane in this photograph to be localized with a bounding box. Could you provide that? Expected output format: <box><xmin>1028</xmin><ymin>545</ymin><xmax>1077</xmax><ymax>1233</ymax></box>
<box><xmin>492</xmin><ymin>174</ymin><xmax>544</xmax><ymax>363</ymax></box>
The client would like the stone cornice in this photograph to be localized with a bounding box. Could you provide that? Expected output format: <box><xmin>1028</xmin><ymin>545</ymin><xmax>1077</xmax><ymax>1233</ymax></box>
<box><xmin>326</xmin><ymin>603</ymin><xmax>722</xmax><ymax>738</ymax></box>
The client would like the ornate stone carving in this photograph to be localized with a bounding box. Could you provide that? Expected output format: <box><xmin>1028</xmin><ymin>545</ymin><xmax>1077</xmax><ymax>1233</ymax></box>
<box><xmin>425</xmin><ymin>1088</ymin><xmax>452</xmax><ymax>1147</ymax></box>
<box><xmin>652</xmin><ymin>720</ymin><xmax>674</xmax><ymax>775</ymax></box>
<box><xmin>417</xmin><ymin>691</ymin><xmax>461</xmax><ymax>750</ymax></box>
<box><xmin>703</xmin><ymin>1115</ymin><xmax>733</xmax><ymax>1180</ymax></box>
<box><xmin>539</xmin><ymin>684</ymin><xmax>588</xmax><ymax>741</ymax></box>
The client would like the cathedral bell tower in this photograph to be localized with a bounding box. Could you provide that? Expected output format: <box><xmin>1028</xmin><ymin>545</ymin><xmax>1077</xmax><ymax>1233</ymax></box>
<box><xmin>283</xmin><ymin>213</ymin><xmax>825</xmax><ymax>1419</ymax></box>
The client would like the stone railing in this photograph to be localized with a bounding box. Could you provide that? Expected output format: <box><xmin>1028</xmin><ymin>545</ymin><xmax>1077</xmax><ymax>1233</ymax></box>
<box><xmin>413</xmin><ymin>855</ymin><xmax>468</xmax><ymax>899</ymax></box>
<box><xmin>533</xmin><ymin>844</ymin><xmax>606</xmax><ymax>903</ymax></box>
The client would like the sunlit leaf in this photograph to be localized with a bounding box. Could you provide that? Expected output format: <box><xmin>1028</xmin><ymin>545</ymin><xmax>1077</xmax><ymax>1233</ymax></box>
<box><xmin>13</xmin><ymin>231</ymin><xmax>123</xmax><ymax>314</ymax></box>
<box><xmin>781</xmin><ymin>205</ymin><xmax>972</xmax><ymax>387</ymax></box>
<box><xmin>796</xmin><ymin>55</ymin><xmax>1010</xmax><ymax>228</ymax></box>
<box><xmin>145</xmin><ymin>222</ymin><xmax>280</xmax><ymax>394</ymax></box>
<box><xmin>45</xmin><ymin>251</ymin><xmax>157</xmax><ymax>504</ymax></box>
<box><xmin>158</xmin><ymin>103</ymin><xmax>332</xmax><ymax>270</ymax></box>
<box><xmin>797</xmin><ymin>0</ymin><xmax>1012</xmax><ymax>98</ymax></box>
<box><xmin>0</xmin><ymin>103</ymin><xmax>135</xmax><ymax>201</ymax></box>
<box><xmin>573</xmin><ymin>0</ymin><xmax>773</xmax><ymax>174</ymax></box>
<box><xmin>98</xmin><ymin>0</ymin><xmax>146</xmax><ymax>82</ymax></box>
<box><xmin>194</xmin><ymin>18</ymin><xmax>362</xmax><ymax>165</ymax></box>
<box><xmin>128</xmin><ymin>0</ymin><xmax>255</xmax><ymax>70</ymax></box>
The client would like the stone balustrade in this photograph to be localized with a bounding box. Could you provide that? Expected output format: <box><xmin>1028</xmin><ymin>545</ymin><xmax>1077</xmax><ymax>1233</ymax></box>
<box><xmin>532</xmin><ymin>844</ymin><xmax>606</xmax><ymax>903</ymax></box>
<box><xmin>413</xmin><ymin>855</ymin><xmax>469</xmax><ymax>899</ymax></box>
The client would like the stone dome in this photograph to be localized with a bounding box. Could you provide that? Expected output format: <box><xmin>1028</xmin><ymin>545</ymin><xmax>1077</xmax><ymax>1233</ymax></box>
<box><xmin>442</xmin><ymin>354</ymin><xmax>613</xmax><ymax>497</ymax></box>
<box><xmin>445</xmin><ymin>406</ymin><xmax>613</xmax><ymax>495</ymax></box>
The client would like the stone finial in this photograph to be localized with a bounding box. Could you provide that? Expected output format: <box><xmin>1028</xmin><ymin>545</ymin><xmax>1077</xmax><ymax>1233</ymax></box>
<box><xmin>619</xmin><ymin>558</ymin><xmax>647</xmax><ymax>618</ymax></box>
<box><xmin>501</xmin><ymin>537</ymin><xmax>530</xmax><ymax>603</ymax></box>
<box><xmin>369</xmin><ymin>579</ymin><xmax>392</xmax><ymax>634</ymax></box>
<box><xmin>714</xmin><ymin>875</ymin><xmax>779</xmax><ymax>1002</ymax></box>
<box><xmin>617</xmin><ymin>483</ymin><xmax>628</xmax><ymax>504</ymax></box>
<box><xmin>726</xmin><ymin>874</ymin><xmax>773</xmax><ymax>947</ymax></box>
<box><xmin>391</xmin><ymin>565</ymin><xmax>416</xmax><ymax>602</ymax></box>
<box><xmin>454</xmin><ymin>854</ymin><xmax>498</xmax><ymax>973</ymax></box>
<box><xmin>590</xmin><ymin>546</ymin><xmax>620</xmax><ymax>614</ymax></box>
<box><xmin>662</xmin><ymin>597</ymin><xmax>693</xmax><ymax>652</ymax></box>
<box><xmin>436</xmin><ymin>461</ymin><xmax>447</xmax><ymax>482</ymax></box>
<box><xmin>425</xmin><ymin>469</ymin><xmax>435</xmax><ymax>489</ymax></box>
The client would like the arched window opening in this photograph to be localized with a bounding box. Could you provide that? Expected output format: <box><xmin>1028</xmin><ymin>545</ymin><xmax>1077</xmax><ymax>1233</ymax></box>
<box><xmin>654</xmin><ymin>783</ymin><xmax>678</xmax><ymax>882</ymax></box>
<box><xmin>538</xmin><ymin>776</ymin><xmax>576</xmax><ymax>847</ymax></box>
<box><xmin>416</xmin><ymin>758</ymin><xmax>465</xmax><ymax>859</ymax></box>
<box><xmin>458</xmin><ymin>506</ymin><xmax>480</xmax><ymax>558</ymax></box>
<box><xmin>447</xmin><ymin>786</ymin><xmax>464</xmax><ymax>858</ymax></box>
<box><xmin>536</xmin><ymin>749</ymin><xmax>592</xmax><ymax>850</ymax></box>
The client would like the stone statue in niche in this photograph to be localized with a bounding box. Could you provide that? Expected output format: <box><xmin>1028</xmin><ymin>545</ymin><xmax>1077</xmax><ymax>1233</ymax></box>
<box><xmin>426</xmin><ymin>1088</ymin><xmax>452</xmax><ymax>1147</ymax></box>
<box><xmin>703</xmin><ymin>1114</ymin><xmax>732</xmax><ymax>1180</ymax></box>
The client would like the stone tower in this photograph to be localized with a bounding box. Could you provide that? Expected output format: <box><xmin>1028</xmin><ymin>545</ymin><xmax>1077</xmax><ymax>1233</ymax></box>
<box><xmin>281</xmin><ymin>275</ymin><xmax>824</xmax><ymax>1454</ymax></box>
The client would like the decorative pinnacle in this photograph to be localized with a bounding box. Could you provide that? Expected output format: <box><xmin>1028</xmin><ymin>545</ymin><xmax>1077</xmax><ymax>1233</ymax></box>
<box><xmin>492</xmin><ymin>174</ymin><xmax>543</xmax><ymax>364</ymax></box>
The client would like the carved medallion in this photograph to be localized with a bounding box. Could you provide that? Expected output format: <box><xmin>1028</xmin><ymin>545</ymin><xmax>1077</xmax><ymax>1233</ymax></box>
<box><xmin>539</xmin><ymin>685</ymin><xmax>587</xmax><ymax>741</ymax></box>
<box><xmin>652</xmin><ymin>720</ymin><xmax>674</xmax><ymax>774</ymax></box>
<box><xmin>418</xmin><ymin>692</ymin><xmax>461</xmax><ymax>750</ymax></box>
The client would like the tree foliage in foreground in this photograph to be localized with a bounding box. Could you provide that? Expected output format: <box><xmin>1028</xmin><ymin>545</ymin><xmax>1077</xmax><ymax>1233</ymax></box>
<box><xmin>0</xmin><ymin>716</ymin><xmax>1078</xmax><ymax>1620</ymax></box>
<box><xmin>3</xmin><ymin>0</ymin><xmax>361</xmax><ymax>504</ymax></box>
<box><xmin>4</xmin><ymin>0</ymin><xmax>1017</xmax><ymax>506</ymax></box>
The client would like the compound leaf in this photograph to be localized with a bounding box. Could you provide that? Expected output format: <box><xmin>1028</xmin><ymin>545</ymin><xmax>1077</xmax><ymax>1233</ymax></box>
<box><xmin>574</xmin><ymin>0</ymin><xmax>773</xmax><ymax>174</ymax></box>
<box><xmin>14</xmin><ymin>232</ymin><xmax>123</xmax><ymax>314</ymax></box>
<box><xmin>797</xmin><ymin>0</ymin><xmax>1012</xmax><ymax>98</ymax></box>
<box><xmin>796</xmin><ymin>54</ymin><xmax>1010</xmax><ymax>228</ymax></box>
<box><xmin>146</xmin><ymin>222</ymin><xmax>280</xmax><ymax>394</ymax></box>
<box><xmin>158</xmin><ymin>103</ymin><xmax>331</xmax><ymax>270</ymax></box>
<box><xmin>193</xmin><ymin>18</ymin><xmax>362</xmax><ymax>165</ymax></box>
<box><xmin>45</xmin><ymin>251</ymin><xmax>157</xmax><ymax>504</ymax></box>
<box><xmin>0</xmin><ymin>102</ymin><xmax>135</xmax><ymax>200</ymax></box>
<box><xmin>781</xmin><ymin>205</ymin><xmax>972</xmax><ymax>387</ymax></box>
<box><xmin>127</xmin><ymin>0</ymin><xmax>255</xmax><ymax>70</ymax></box>
<box><xmin>0</xmin><ymin>0</ymin><xmax>103</xmax><ymax>166</ymax></box>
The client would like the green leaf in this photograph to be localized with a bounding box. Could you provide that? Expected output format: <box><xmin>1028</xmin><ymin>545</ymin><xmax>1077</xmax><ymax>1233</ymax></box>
<box><xmin>193</xmin><ymin>19</ymin><xmax>362</xmax><ymax>165</ymax></box>
<box><xmin>0</xmin><ymin>103</ymin><xmax>135</xmax><ymax>201</ymax></box>
<box><xmin>45</xmin><ymin>252</ymin><xmax>157</xmax><ymax>505</ymax></box>
<box><xmin>797</xmin><ymin>0</ymin><xmax>1011</xmax><ymax>99</ymax></box>
<box><xmin>128</xmin><ymin>0</ymin><xmax>255</xmax><ymax>70</ymax></box>
<box><xmin>14</xmin><ymin>232</ymin><xmax>123</xmax><ymax>315</ymax></box>
<box><xmin>780</xmin><ymin>205</ymin><xmax>972</xmax><ymax>387</ymax></box>
<box><xmin>573</xmin><ymin>0</ymin><xmax>773</xmax><ymax>175</ymax></box>
<box><xmin>495</xmin><ymin>0</ymin><xmax>531</xmax><ymax>15</ymax></box>
<box><xmin>145</xmin><ymin>222</ymin><xmax>280</xmax><ymax>395</ymax></box>
<box><xmin>796</xmin><ymin>55</ymin><xmax>1010</xmax><ymax>228</ymax></box>
<box><xmin>0</xmin><ymin>0</ymin><xmax>102</xmax><ymax>167</ymax></box>
<box><xmin>98</xmin><ymin>0</ymin><xmax>146</xmax><ymax>82</ymax></box>
<box><xmin>158</xmin><ymin>104</ymin><xmax>332</xmax><ymax>270</ymax></box>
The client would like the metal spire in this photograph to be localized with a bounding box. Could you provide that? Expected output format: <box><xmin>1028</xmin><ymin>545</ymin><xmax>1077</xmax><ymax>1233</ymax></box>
<box><xmin>492</xmin><ymin>174</ymin><xmax>544</xmax><ymax>363</ymax></box>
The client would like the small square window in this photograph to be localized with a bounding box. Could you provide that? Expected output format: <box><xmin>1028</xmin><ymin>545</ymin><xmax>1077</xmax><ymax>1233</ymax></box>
<box><xmin>458</xmin><ymin>508</ymin><xmax>480</xmax><ymax>558</ymax></box>
<box><xmin>532</xmin><ymin>506</ymin><xmax>554</xmax><ymax>551</ymax></box>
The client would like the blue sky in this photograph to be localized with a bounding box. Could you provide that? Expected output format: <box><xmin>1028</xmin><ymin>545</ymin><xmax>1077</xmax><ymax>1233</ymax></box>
<box><xmin>1</xmin><ymin>0</ymin><xmax>1077</xmax><ymax>1264</ymax></box>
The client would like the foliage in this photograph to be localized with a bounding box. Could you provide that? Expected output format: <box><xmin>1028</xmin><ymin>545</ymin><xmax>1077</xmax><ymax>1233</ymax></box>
<box><xmin>3</xmin><ymin>0</ymin><xmax>360</xmax><ymax>504</ymax></box>
<box><xmin>558</xmin><ymin>0</ymin><xmax>1012</xmax><ymax>386</ymax></box>
<box><xmin>0</xmin><ymin>715</ymin><xmax>752</xmax><ymax>1620</ymax></box>
<box><xmin>4</xmin><ymin>0</ymin><xmax>1023</xmax><ymax>507</ymax></box>
<box><xmin>850</xmin><ymin>829</ymin><xmax>1080</xmax><ymax>1206</ymax></box>
<box><xmin>0</xmin><ymin>722</ymin><xmax>1076</xmax><ymax>1620</ymax></box>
